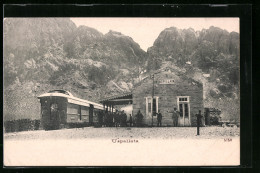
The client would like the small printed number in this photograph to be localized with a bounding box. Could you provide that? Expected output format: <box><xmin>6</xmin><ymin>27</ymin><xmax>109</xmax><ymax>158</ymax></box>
<box><xmin>224</xmin><ymin>138</ymin><xmax>232</xmax><ymax>142</ymax></box>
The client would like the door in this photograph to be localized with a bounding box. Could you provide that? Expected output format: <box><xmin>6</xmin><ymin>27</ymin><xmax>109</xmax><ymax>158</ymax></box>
<box><xmin>50</xmin><ymin>102</ymin><xmax>60</xmax><ymax>129</ymax></box>
<box><xmin>177</xmin><ymin>97</ymin><xmax>190</xmax><ymax>126</ymax></box>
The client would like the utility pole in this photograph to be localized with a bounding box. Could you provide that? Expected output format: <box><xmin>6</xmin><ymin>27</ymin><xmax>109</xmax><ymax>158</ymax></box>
<box><xmin>151</xmin><ymin>74</ymin><xmax>154</xmax><ymax>127</ymax></box>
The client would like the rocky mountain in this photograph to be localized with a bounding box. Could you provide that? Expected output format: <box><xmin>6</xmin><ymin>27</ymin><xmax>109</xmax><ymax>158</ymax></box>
<box><xmin>3</xmin><ymin>18</ymin><xmax>239</xmax><ymax>122</ymax></box>
<box><xmin>65</xmin><ymin>27</ymin><xmax>146</xmax><ymax>67</ymax></box>
<box><xmin>4</xmin><ymin>18</ymin><xmax>76</xmax><ymax>85</ymax></box>
<box><xmin>146</xmin><ymin>26</ymin><xmax>240</xmax><ymax>121</ymax></box>
<box><xmin>4</xmin><ymin>18</ymin><xmax>146</xmax><ymax>121</ymax></box>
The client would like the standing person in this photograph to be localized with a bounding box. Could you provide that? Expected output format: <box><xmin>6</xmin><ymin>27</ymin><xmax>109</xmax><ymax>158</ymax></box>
<box><xmin>156</xmin><ymin>110</ymin><xmax>162</xmax><ymax>127</ymax></box>
<box><xmin>112</xmin><ymin>111</ymin><xmax>115</xmax><ymax>127</ymax></box>
<box><xmin>136</xmin><ymin>110</ymin><xmax>143</xmax><ymax>127</ymax></box>
<box><xmin>108</xmin><ymin>112</ymin><xmax>113</xmax><ymax>127</ymax></box>
<box><xmin>172</xmin><ymin>108</ymin><xmax>179</xmax><ymax>127</ymax></box>
<box><xmin>107</xmin><ymin>112</ymin><xmax>111</xmax><ymax>127</ymax></box>
<box><xmin>111</xmin><ymin>112</ymin><xmax>115</xmax><ymax>127</ymax></box>
<box><xmin>101</xmin><ymin>110</ymin><xmax>105</xmax><ymax>127</ymax></box>
<box><xmin>129</xmin><ymin>114</ymin><xmax>133</xmax><ymax>127</ymax></box>
<box><xmin>196</xmin><ymin>110</ymin><xmax>203</xmax><ymax>135</ymax></box>
<box><xmin>104</xmin><ymin>110</ymin><xmax>108</xmax><ymax>127</ymax></box>
<box><xmin>120</xmin><ymin>111</ymin><xmax>124</xmax><ymax>127</ymax></box>
<box><xmin>117</xmin><ymin>111</ymin><xmax>121</xmax><ymax>127</ymax></box>
<box><xmin>122</xmin><ymin>110</ymin><xmax>127</xmax><ymax>127</ymax></box>
<box><xmin>114</xmin><ymin>110</ymin><xmax>119</xmax><ymax>127</ymax></box>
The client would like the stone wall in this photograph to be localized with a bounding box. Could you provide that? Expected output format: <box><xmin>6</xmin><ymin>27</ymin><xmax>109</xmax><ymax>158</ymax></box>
<box><xmin>133</xmin><ymin>71</ymin><xmax>203</xmax><ymax>126</ymax></box>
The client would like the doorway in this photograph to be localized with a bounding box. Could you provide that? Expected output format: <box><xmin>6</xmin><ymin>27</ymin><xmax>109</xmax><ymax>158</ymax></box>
<box><xmin>177</xmin><ymin>97</ymin><xmax>190</xmax><ymax>126</ymax></box>
<box><xmin>50</xmin><ymin>102</ymin><xmax>60</xmax><ymax>129</ymax></box>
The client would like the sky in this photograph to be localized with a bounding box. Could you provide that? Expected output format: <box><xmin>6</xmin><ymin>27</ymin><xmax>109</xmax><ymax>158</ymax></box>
<box><xmin>70</xmin><ymin>18</ymin><xmax>239</xmax><ymax>51</ymax></box>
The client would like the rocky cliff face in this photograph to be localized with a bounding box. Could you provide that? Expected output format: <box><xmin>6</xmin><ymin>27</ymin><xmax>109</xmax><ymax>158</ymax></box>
<box><xmin>146</xmin><ymin>26</ymin><xmax>240</xmax><ymax>121</ymax></box>
<box><xmin>147</xmin><ymin>26</ymin><xmax>239</xmax><ymax>70</ymax></box>
<box><xmin>66</xmin><ymin>28</ymin><xmax>147</xmax><ymax>67</ymax></box>
<box><xmin>4</xmin><ymin>18</ymin><xmax>146</xmax><ymax>121</ymax></box>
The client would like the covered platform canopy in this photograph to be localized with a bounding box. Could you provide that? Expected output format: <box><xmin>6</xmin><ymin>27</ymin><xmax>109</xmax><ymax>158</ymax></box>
<box><xmin>99</xmin><ymin>92</ymin><xmax>133</xmax><ymax>112</ymax></box>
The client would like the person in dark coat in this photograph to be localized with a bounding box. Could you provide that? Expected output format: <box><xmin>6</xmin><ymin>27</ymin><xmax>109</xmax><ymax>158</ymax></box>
<box><xmin>125</xmin><ymin>115</ymin><xmax>128</xmax><ymax>127</ymax></box>
<box><xmin>117</xmin><ymin>111</ymin><xmax>121</xmax><ymax>127</ymax></box>
<box><xmin>111</xmin><ymin>112</ymin><xmax>114</xmax><ymax>127</ymax></box>
<box><xmin>121</xmin><ymin>110</ymin><xmax>127</xmax><ymax>127</ymax></box>
<box><xmin>112</xmin><ymin>112</ymin><xmax>116</xmax><ymax>127</ymax></box>
<box><xmin>172</xmin><ymin>108</ymin><xmax>179</xmax><ymax>127</ymax></box>
<box><xmin>104</xmin><ymin>110</ymin><xmax>108</xmax><ymax>127</ymax></box>
<box><xmin>129</xmin><ymin>114</ymin><xmax>133</xmax><ymax>127</ymax></box>
<box><xmin>107</xmin><ymin>112</ymin><xmax>110</xmax><ymax>127</ymax></box>
<box><xmin>101</xmin><ymin>110</ymin><xmax>105</xmax><ymax>127</ymax></box>
<box><xmin>195</xmin><ymin>110</ymin><xmax>203</xmax><ymax>135</ymax></box>
<box><xmin>108</xmin><ymin>112</ymin><xmax>113</xmax><ymax>127</ymax></box>
<box><xmin>114</xmin><ymin>110</ymin><xmax>120</xmax><ymax>127</ymax></box>
<box><xmin>156</xmin><ymin>110</ymin><xmax>162</xmax><ymax>127</ymax></box>
<box><xmin>136</xmin><ymin>110</ymin><xmax>143</xmax><ymax>127</ymax></box>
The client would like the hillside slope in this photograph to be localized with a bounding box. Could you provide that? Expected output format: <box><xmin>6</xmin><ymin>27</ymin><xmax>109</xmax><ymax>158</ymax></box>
<box><xmin>146</xmin><ymin>26</ymin><xmax>240</xmax><ymax>121</ymax></box>
<box><xmin>4</xmin><ymin>18</ymin><xmax>146</xmax><ymax>121</ymax></box>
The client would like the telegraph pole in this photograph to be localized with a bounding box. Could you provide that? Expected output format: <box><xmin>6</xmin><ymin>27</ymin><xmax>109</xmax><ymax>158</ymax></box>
<box><xmin>151</xmin><ymin>74</ymin><xmax>154</xmax><ymax>127</ymax></box>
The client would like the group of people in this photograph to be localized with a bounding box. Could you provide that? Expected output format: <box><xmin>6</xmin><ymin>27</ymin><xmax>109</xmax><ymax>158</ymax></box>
<box><xmin>156</xmin><ymin>108</ymin><xmax>203</xmax><ymax>127</ymax></box>
<box><xmin>97</xmin><ymin>107</ymin><xmax>187</xmax><ymax>127</ymax></box>
<box><xmin>155</xmin><ymin>108</ymin><xmax>179</xmax><ymax>127</ymax></box>
<box><xmin>97</xmin><ymin>109</ymin><xmax>144</xmax><ymax>127</ymax></box>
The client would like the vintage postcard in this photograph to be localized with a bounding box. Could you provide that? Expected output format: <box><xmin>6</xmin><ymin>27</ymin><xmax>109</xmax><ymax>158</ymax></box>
<box><xmin>3</xmin><ymin>17</ymin><xmax>240</xmax><ymax>166</ymax></box>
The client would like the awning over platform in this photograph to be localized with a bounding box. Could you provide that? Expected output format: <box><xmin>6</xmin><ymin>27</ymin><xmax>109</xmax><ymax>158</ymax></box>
<box><xmin>99</xmin><ymin>92</ymin><xmax>133</xmax><ymax>106</ymax></box>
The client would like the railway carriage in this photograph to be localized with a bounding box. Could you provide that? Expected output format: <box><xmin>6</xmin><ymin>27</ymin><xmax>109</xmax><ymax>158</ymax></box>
<box><xmin>38</xmin><ymin>90</ymin><xmax>103</xmax><ymax>130</ymax></box>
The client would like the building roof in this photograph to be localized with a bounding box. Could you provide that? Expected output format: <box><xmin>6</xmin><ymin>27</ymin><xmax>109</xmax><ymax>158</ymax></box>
<box><xmin>99</xmin><ymin>92</ymin><xmax>132</xmax><ymax>105</ymax></box>
<box><xmin>134</xmin><ymin>66</ymin><xmax>202</xmax><ymax>89</ymax></box>
<box><xmin>38</xmin><ymin>90</ymin><xmax>103</xmax><ymax>110</ymax></box>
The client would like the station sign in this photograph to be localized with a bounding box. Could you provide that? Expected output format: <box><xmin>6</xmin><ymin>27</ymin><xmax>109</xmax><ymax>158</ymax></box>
<box><xmin>159</xmin><ymin>79</ymin><xmax>175</xmax><ymax>84</ymax></box>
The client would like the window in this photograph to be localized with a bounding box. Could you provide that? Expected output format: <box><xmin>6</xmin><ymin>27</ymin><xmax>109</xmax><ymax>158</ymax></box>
<box><xmin>67</xmin><ymin>103</ymin><xmax>79</xmax><ymax>115</ymax></box>
<box><xmin>147</xmin><ymin>98</ymin><xmax>152</xmax><ymax>114</ymax></box>
<box><xmin>178</xmin><ymin>97</ymin><xmax>189</xmax><ymax>102</ymax></box>
<box><xmin>50</xmin><ymin>103</ymin><xmax>58</xmax><ymax>121</ymax></box>
<box><xmin>153</xmin><ymin>98</ymin><xmax>156</xmax><ymax>113</ymax></box>
<box><xmin>50</xmin><ymin>103</ymin><xmax>58</xmax><ymax>112</ymax></box>
<box><xmin>81</xmin><ymin>106</ymin><xmax>89</xmax><ymax>121</ymax></box>
<box><xmin>146</xmin><ymin>97</ymin><xmax>159</xmax><ymax>116</ymax></box>
<box><xmin>177</xmin><ymin>96</ymin><xmax>190</xmax><ymax>118</ymax></box>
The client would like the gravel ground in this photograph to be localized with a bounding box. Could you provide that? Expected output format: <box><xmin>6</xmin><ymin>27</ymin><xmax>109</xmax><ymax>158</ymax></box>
<box><xmin>4</xmin><ymin>126</ymin><xmax>240</xmax><ymax>166</ymax></box>
<box><xmin>4</xmin><ymin>126</ymin><xmax>240</xmax><ymax>140</ymax></box>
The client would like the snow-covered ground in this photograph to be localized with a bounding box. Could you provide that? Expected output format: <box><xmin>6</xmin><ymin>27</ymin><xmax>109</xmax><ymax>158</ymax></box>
<box><xmin>4</xmin><ymin>127</ymin><xmax>240</xmax><ymax>166</ymax></box>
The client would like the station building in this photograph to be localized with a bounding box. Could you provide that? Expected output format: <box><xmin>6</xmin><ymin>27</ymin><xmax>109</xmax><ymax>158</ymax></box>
<box><xmin>100</xmin><ymin>67</ymin><xmax>204</xmax><ymax>127</ymax></box>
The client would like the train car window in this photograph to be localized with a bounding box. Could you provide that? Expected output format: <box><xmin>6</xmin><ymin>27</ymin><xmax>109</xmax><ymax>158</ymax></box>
<box><xmin>81</xmin><ymin>106</ymin><xmax>89</xmax><ymax>116</ymax></box>
<box><xmin>50</xmin><ymin>103</ymin><xmax>58</xmax><ymax>112</ymax></box>
<box><xmin>67</xmin><ymin>103</ymin><xmax>79</xmax><ymax>115</ymax></box>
